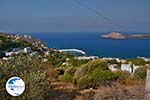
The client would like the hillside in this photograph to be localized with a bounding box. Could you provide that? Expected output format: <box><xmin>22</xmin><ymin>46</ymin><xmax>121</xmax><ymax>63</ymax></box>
<box><xmin>101</xmin><ymin>32</ymin><xmax>150</xmax><ymax>39</ymax></box>
<box><xmin>101</xmin><ymin>32</ymin><xmax>126</xmax><ymax>39</ymax></box>
<box><xmin>0</xmin><ymin>32</ymin><xmax>147</xmax><ymax>100</ymax></box>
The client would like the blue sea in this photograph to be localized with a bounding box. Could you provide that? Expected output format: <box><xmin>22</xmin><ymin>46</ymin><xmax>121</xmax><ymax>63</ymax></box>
<box><xmin>16</xmin><ymin>32</ymin><xmax>150</xmax><ymax>59</ymax></box>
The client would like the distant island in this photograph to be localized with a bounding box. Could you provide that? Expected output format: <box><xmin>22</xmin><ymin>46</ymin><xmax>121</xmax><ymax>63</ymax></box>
<box><xmin>101</xmin><ymin>32</ymin><xmax>150</xmax><ymax>39</ymax></box>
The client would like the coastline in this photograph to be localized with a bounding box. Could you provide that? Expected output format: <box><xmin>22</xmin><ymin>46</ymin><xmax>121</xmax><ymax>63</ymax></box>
<box><xmin>4</xmin><ymin>32</ymin><xmax>150</xmax><ymax>59</ymax></box>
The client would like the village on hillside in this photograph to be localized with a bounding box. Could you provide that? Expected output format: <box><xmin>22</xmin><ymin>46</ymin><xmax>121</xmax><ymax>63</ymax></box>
<box><xmin>0</xmin><ymin>33</ymin><xmax>149</xmax><ymax>74</ymax></box>
<box><xmin>0</xmin><ymin>32</ymin><xmax>148</xmax><ymax>100</ymax></box>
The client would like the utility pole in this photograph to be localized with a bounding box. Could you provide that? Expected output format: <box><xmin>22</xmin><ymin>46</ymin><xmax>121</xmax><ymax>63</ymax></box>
<box><xmin>145</xmin><ymin>64</ymin><xmax>150</xmax><ymax>100</ymax></box>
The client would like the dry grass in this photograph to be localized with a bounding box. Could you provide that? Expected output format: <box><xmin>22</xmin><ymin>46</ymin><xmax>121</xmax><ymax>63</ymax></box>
<box><xmin>94</xmin><ymin>83</ymin><xmax>145</xmax><ymax>100</ymax></box>
<box><xmin>48</xmin><ymin>82</ymin><xmax>145</xmax><ymax>100</ymax></box>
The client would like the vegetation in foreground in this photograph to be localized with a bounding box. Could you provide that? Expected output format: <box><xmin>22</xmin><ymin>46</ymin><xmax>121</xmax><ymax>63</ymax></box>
<box><xmin>0</xmin><ymin>32</ymin><xmax>147</xmax><ymax>100</ymax></box>
<box><xmin>0</xmin><ymin>55</ymin><xmax>50</xmax><ymax>100</ymax></box>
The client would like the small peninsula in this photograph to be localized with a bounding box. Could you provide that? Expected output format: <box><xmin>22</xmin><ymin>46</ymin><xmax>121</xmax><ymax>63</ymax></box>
<box><xmin>101</xmin><ymin>32</ymin><xmax>150</xmax><ymax>39</ymax></box>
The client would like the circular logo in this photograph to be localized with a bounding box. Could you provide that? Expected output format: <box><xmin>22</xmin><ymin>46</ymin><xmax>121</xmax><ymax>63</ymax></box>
<box><xmin>6</xmin><ymin>77</ymin><xmax>25</xmax><ymax>96</ymax></box>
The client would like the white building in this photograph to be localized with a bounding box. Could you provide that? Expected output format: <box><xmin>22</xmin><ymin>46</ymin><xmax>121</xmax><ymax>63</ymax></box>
<box><xmin>24</xmin><ymin>35</ymin><xmax>31</xmax><ymax>39</ymax></box>
<box><xmin>121</xmin><ymin>64</ymin><xmax>132</xmax><ymax>73</ymax></box>
<box><xmin>121</xmin><ymin>64</ymin><xmax>139</xmax><ymax>73</ymax></box>
<box><xmin>76</xmin><ymin>56</ymin><xmax>98</xmax><ymax>60</ymax></box>
<box><xmin>108</xmin><ymin>64</ymin><xmax>119</xmax><ymax>71</ymax></box>
<box><xmin>24</xmin><ymin>47</ymin><xmax>32</xmax><ymax>53</ymax></box>
<box><xmin>44</xmin><ymin>51</ymin><xmax>51</xmax><ymax>56</ymax></box>
<box><xmin>137</xmin><ymin>56</ymin><xmax>150</xmax><ymax>61</ymax></box>
<box><xmin>5</xmin><ymin>51</ymin><xmax>21</xmax><ymax>56</ymax></box>
<box><xmin>12</xmin><ymin>48</ymin><xmax>20</xmax><ymax>52</ymax></box>
<box><xmin>5</xmin><ymin>51</ymin><xmax>14</xmax><ymax>56</ymax></box>
<box><xmin>102</xmin><ymin>57</ymin><xmax>126</xmax><ymax>63</ymax></box>
<box><xmin>30</xmin><ymin>52</ymin><xmax>38</xmax><ymax>56</ymax></box>
<box><xmin>120</xmin><ymin>60</ymin><xmax>127</xmax><ymax>63</ymax></box>
<box><xmin>133</xmin><ymin>64</ymin><xmax>140</xmax><ymax>73</ymax></box>
<box><xmin>4</xmin><ymin>47</ymin><xmax>32</xmax><ymax>57</ymax></box>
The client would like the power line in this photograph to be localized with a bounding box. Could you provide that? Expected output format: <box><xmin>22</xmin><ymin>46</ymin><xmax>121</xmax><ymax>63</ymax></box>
<box><xmin>73</xmin><ymin>0</ymin><xmax>124</xmax><ymax>29</ymax></box>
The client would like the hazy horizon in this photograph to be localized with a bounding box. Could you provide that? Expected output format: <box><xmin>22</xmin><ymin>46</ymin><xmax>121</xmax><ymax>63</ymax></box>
<box><xmin>0</xmin><ymin>0</ymin><xmax>150</xmax><ymax>32</ymax></box>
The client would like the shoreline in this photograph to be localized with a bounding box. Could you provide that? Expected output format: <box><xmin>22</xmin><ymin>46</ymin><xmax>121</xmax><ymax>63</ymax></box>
<box><xmin>2</xmin><ymin>32</ymin><xmax>150</xmax><ymax>59</ymax></box>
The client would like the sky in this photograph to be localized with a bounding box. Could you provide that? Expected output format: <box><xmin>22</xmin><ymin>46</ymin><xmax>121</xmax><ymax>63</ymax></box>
<box><xmin>0</xmin><ymin>0</ymin><xmax>150</xmax><ymax>32</ymax></box>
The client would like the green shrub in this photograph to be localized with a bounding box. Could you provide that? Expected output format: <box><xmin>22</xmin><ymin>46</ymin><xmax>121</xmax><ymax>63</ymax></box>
<box><xmin>76</xmin><ymin>69</ymin><xmax>117</xmax><ymax>89</ymax></box>
<box><xmin>86</xmin><ymin>59</ymin><xmax>108</xmax><ymax>70</ymax></box>
<box><xmin>68</xmin><ymin>58</ymin><xmax>89</xmax><ymax>67</ymax></box>
<box><xmin>59</xmin><ymin>74</ymin><xmax>73</xmax><ymax>83</ymax></box>
<box><xmin>113</xmin><ymin>70</ymin><xmax>131</xmax><ymax>81</ymax></box>
<box><xmin>65</xmin><ymin>67</ymin><xmax>76</xmax><ymax>76</ymax></box>
<box><xmin>91</xmin><ymin>69</ymin><xmax>116</xmax><ymax>82</ymax></box>
<box><xmin>128</xmin><ymin>58</ymin><xmax>146</xmax><ymax>66</ymax></box>
<box><xmin>74</xmin><ymin>60</ymin><xmax>113</xmax><ymax>89</ymax></box>
<box><xmin>134</xmin><ymin>66</ymin><xmax>146</xmax><ymax>79</ymax></box>
<box><xmin>74</xmin><ymin>60</ymin><xmax>108</xmax><ymax>79</ymax></box>
<box><xmin>0</xmin><ymin>50</ymin><xmax>5</xmax><ymax>58</ymax></box>
<box><xmin>76</xmin><ymin>75</ymin><xmax>90</xmax><ymax>89</ymax></box>
<box><xmin>0</xmin><ymin>55</ymin><xmax>50</xmax><ymax>100</ymax></box>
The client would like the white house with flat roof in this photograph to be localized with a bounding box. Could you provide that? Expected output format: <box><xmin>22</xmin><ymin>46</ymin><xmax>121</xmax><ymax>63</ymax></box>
<box><xmin>121</xmin><ymin>64</ymin><xmax>132</xmax><ymax>73</ymax></box>
<box><xmin>121</xmin><ymin>64</ymin><xmax>139</xmax><ymax>73</ymax></box>
<box><xmin>24</xmin><ymin>47</ymin><xmax>32</xmax><ymax>53</ymax></box>
<box><xmin>4</xmin><ymin>47</ymin><xmax>32</xmax><ymax>57</ymax></box>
